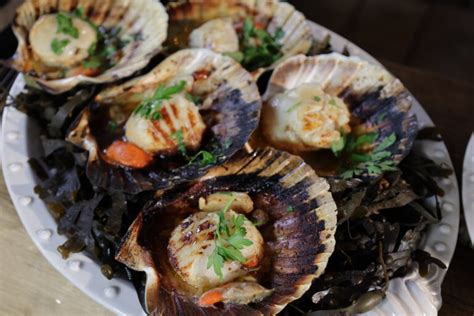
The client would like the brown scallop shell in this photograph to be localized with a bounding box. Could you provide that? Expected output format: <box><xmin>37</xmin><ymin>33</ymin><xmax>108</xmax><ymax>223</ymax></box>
<box><xmin>116</xmin><ymin>148</ymin><xmax>337</xmax><ymax>315</ymax></box>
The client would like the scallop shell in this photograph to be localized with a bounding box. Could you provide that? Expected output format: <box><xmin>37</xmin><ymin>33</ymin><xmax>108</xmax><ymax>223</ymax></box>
<box><xmin>116</xmin><ymin>148</ymin><xmax>337</xmax><ymax>315</ymax></box>
<box><xmin>10</xmin><ymin>0</ymin><xmax>168</xmax><ymax>94</ymax></box>
<box><xmin>261</xmin><ymin>53</ymin><xmax>418</xmax><ymax>179</ymax></box>
<box><xmin>67</xmin><ymin>48</ymin><xmax>261</xmax><ymax>194</ymax></box>
<box><xmin>167</xmin><ymin>0</ymin><xmax>313</xmax><ymax>76</ymax></box>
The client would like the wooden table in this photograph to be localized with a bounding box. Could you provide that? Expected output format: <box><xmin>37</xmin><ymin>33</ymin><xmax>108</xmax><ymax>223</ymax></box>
<box><xmin>0</xmin><ymin>63</ymin><xmax>473</xmax><ymax>315</ymax></box>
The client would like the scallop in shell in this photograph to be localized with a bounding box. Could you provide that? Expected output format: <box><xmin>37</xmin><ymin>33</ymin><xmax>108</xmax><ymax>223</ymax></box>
<box><xmin>9</xmin><ymin>0</ymin><xmax>168</xmax><ymax>94</ymax></box>
<box><xmin>167</xmin><ymin>0</ymin><xmax>313</xmax><ymax>76</ymax></box>
<box><xmin>67</xmin><ymin>48</ymin><xmax>261</xmax><ymax>194</ymax></box>
<box><xmin>260</xmin><ymin>53</ymin><xmax>418</xmax><ymax>181</ymax></box>
<box><xmin>116</xmin><ymin>148</ymin><xmax>337</xmax><ymax>315</ymax></box>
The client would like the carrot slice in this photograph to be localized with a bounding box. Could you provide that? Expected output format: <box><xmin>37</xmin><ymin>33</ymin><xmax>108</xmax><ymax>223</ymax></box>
<box><xmin>243</xmin><ymin>256</ymin><xmax>260</xmax><ymax>268</ymax></box>
<box><xmin>104</xmin><ymin>140</ymin><xmax>153</xmax><ymax>169</ymax></box>
<box><xmin>199</xmin><ymin>290</ymin><xmax>224</xmax><ymax>306</ymax></box>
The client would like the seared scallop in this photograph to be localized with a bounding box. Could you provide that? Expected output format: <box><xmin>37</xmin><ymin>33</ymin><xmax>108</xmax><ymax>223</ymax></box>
<box><xmin>263</xmin><ymin>83</ymin><xmax>351</xmax><ymax>152</ymax></box>
<box><xmin>189</xmin><ymin>18</ymin><xmax>239</xmax><ymax>53</ymax></box>
<box><xmin>29</xmin><ymin>14</ymin><xmax>97</xmax><ymax>68</ymax></box>
<box><xmin>125</xmin><ymin>93</ymin><xmax>206</xmax><ymax>155</ymax></box>
<box><xmin>168</xmin><ymin>210</ymin><xmax>264</xmax><ymax>290</ymax></box>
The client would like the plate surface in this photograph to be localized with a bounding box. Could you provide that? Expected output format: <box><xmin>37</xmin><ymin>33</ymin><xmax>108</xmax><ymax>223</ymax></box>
<box><xmin>1</xmin><ymin>22</ymin><xmax>460</xmax><ymax>316</ymax></box>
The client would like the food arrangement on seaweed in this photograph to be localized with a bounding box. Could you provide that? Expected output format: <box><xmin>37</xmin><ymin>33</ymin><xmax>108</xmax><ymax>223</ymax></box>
<box><xmin>3</xmin><ymin>0</ymin><xmax>452</xmax><ymax>314</ymax></box>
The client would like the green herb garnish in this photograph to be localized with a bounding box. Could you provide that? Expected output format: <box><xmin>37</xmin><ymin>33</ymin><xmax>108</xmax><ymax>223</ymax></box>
<box><xmin>287</xmin><ymin>206</ymin><xmax>294</xmax><ymax>213</ymax></box>
<box><xmin>72</xmin><ymin>6</ymin><xmax>85</xmax><ymax>18</ymax></box>
<box><xmin>331</xmin><ymin>135</ymin><xmax>346</xmax><ymax>157</ymax></box>
<box><xmin>172</xmin><ymin>129</ymin><xmax>188</xmax><ymax>158</ymax></box>
<box><xmin>51</xmin><ymin>38</ymin><xmax>70</xmax><ymax>55</ymax></box>
<box><xmin>337</xmin><ymin>132</ymin><xmax>398</xmax><ymax>179</ymax></box>
<box><xmin>223</xmin><ymin>51</ymin><xmax>244</xmax><ymax>63</ymax></box>
<box><xmin>56</xmin><ymin>13</ymin><xmax>79</xmax><ymax>38</ymax></box>
<box><xmin>185</xmin><ymin>92</ymin><xmax>202</xmax><ymax>104</ymax></box>
<box><xmin>314</xmin><ymin>96</ymin><xmax>322</xmax><ymax>102</ymax></box>
<box><xmin>207</xmin><ymin>196</ymin><xmax>254</xmax><ymax>279</ymax></box>
<box><xmin>133</xmin><ymin>81</ymin><xmax>186</xmax><ymax>120</ymax></box>
<box><xmin>237</xmin><ymin>17</ymin><xmax>284</xmax><ymax>71</ymax></box>
<box><xmin>286</xmin><ymin>101</ymin><xmax>303</xmax><ymax>113</ymax></box>
<box><xmin>189</xmin><ymin>150</ymin><xmax>217</xmax><ymax>166</ymax></box>
<box><xmin>107</xmin><ymin>120</ymin><xmax>118</xmax><ymax>132</ymax></box>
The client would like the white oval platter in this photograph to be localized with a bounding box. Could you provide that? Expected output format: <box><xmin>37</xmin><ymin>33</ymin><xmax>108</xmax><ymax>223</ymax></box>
<box><xmin>1</xmin><ymin>21</ymin><xmax>460</xmax><ymax>316</ymax></box>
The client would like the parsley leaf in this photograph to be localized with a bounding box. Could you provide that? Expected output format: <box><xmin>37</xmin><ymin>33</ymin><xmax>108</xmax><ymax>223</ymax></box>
<box><xmin>223</xmin><ymin>51</ymin><xmax>244</xmax><ymax>63</ymax></box>
<box><xmin>337</xmin><ymin>132</ymin><xmax>398</xmax><ymax>178</ymax></box>
<box><xmin>106</xmin><ymin>120</ymin><xmax>118</xmax><ymax>132</ymax></box>
<box><xmin>185</xmin><ymin>92</ymin><xmax>202</xmax><ymax>104</ymax></box>
<box><xmin>172</xmin><ymin>129</ymin><xmax>187</xmax><ymax>158</ymax></box>
<box><xmin>188</xmin><ymin>150</ymin><xmax>216</xmax><ymax>166</ymax></box>
<box><xmin>239</xmin><ymin>17</ymin><xmax>284</xmax><ymax>71</ymax></box>
<box><xmin>286</xmin><ymin>101</ymin><xmax>303</xmax><ymax>113</ymax></box>
<box><xmin>56</xmin><ymin>13</ymin><xmax>79</xmax><ymax>38</ymax></box>
<box><xmin>51</xmin><ymin>38</ymin><xmax>70</xmax><ymax>55</ymax></box>
<box><xmin>331</xmin><ymin>136</ymin><xmax>346</xmax><ymax>157</ymax></box>
<box><xmin>133</xmin><ymin>81</ymin><xmax>186</xmax><ymax>120</ymax></box>
<box><xmin>207</xmin><ymin>196</ymin><xmax>254</xmax><ymax>279</ymax></box>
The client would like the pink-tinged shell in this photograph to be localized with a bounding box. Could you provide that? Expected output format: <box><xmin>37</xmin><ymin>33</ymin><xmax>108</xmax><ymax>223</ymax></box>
<box><xmin>116</xmin><ymin>148</ymin><xmax>337</xmax><ymax>315</ymax></box>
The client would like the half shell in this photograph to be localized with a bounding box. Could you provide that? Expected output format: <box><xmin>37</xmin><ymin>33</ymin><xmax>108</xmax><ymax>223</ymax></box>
<box><xmin>10</xmin><ymin>0</ymin><xmax>168</xmax><ymax>94</ymax></box>
<box><xmin>67</xmin><ymin>48</ymin><xmax>261</xmax><ymax>194</ymax></box>
<box><xmin>260</xmin><ymin>53</ymin><xmax>418</xmax><ymax>180</ymax></box>
<box><xmin>167</xmin><ymin>0</ymin><xmax>313</xmax><ymax>75</ymax></box>
<box><xmin>116</xmin><ymin>148</ymin><xmax>337</xmax><ymax>315</ymax></box>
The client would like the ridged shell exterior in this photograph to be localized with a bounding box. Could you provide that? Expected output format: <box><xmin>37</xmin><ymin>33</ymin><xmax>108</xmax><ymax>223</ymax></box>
<box><xmin>68</xmin><ymin>48</ymin><xmax>261</xmax><ymax>194</ymax></box>
<box><xmin>168</xmin><ymin>0</ymin><xmax>313</xmax><ymax>74</ymax></box>
<box><xmin>116</xmin><ymin>148</ymin><xmax>337</xmax><ymax>315</ymax></box>
<box><xmin>262</xmin><ymin>53</ymin><xmax>418</xmax><ymax>176</ymax></box>
<box><xmin>11</xmin><ymin>0</ymin><xmax>168</xmax><ymax>94</ymax></box>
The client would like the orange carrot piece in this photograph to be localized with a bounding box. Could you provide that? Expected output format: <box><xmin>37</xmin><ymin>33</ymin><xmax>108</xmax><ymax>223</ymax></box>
<box><xmin>243</xmin><ymin>256</ymin><xmax>260</xmax><ymax>268</ymax></box>
<box><xmin>104</xmin><ymin>140</ymin><xmax>153</xmax><ymax>169</ymax></box>
<box><xmin>199</xmin><ymin>290</ymin><xmax>224</xmax><ymax>306</ymax></box>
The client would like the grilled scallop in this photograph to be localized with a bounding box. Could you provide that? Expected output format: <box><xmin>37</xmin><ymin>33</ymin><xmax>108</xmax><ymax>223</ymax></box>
<box><xmin>9</xmin><ymin>0</ymin><xmax>168</xmax><ymax>94</ymax></box>
<box><xmin>125</xmin><ymin>93</ymin><xmax>206</xmax><ymax>155</ymax></box>
<box><xmin>260</xmin><ymin>53</ymin><xmax>418</xmax><ymax>180</ymax></box>
<box><xmin>116</xmin><ymin>148</ymin><xmax>338</xmax><ymax>315</ymax></box>
<box><xmin>30</xmin><ymin>14</ymin><xmax>97</xmax><ymax>68</ymax></box>
<box><xmin>168</xmin><ymin>0</ymin><xmax>312</xmax><ymax>75</ymax></box>
<box><xmin>189</xmin><ymin>18</ymin><xmax>239</xmax><ymax>53</ymax></box>
<box><xmin>168</xmin><ymin>210</ymin><xmax>264</xmax><ymax>290</ymax></box>
<box><xmin>264</xmin><ymin>83</ymin><xmax>351</xmax><ymax>152</ymax></box>
<box><xmin>67</xmin><ymin>49</ymin><xmax>261</xmax><ymax>194</ymax></box>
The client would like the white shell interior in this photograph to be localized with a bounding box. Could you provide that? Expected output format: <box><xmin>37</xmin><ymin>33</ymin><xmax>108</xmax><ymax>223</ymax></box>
<box><xmin>0</xmin><ymin>22</ymin><xmax>460</xmax><ymax>316</ymax></box>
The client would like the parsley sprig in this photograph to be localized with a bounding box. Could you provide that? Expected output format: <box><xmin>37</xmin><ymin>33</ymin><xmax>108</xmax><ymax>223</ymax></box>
<box><xmin>207</xmin><ymin>196</ymin><xmax>254</xmax><ymax>279</ymax></box>
<box><xmin>332</xmin><ymin>132</ymin><xmax>398</xmax><ymax>179</ymax></box>
<box><xmin>56</xmin><ymin>12</ymin><xmax>79</xmax><ymax>38</ymax></box>
<box><xmin>133</xmin><ymin>81</ymin><xmax>186</xmax><ymax>120</ymax></box>
<box><xmin>51</xmin><ymin>38</ymin><xmax>71</xmax><ymax>55</ymax></box>
<box><xmin>225</xmin><ymin>17</ymin><xmax>284</xmax><ymax>71</ymax></box>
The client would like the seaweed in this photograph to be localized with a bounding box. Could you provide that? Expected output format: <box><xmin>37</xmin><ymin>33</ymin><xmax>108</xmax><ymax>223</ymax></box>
<box><xmin>10</xmin><ymin>84</ymin><xmax>450</xmax><ymax>314</ymax></box>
